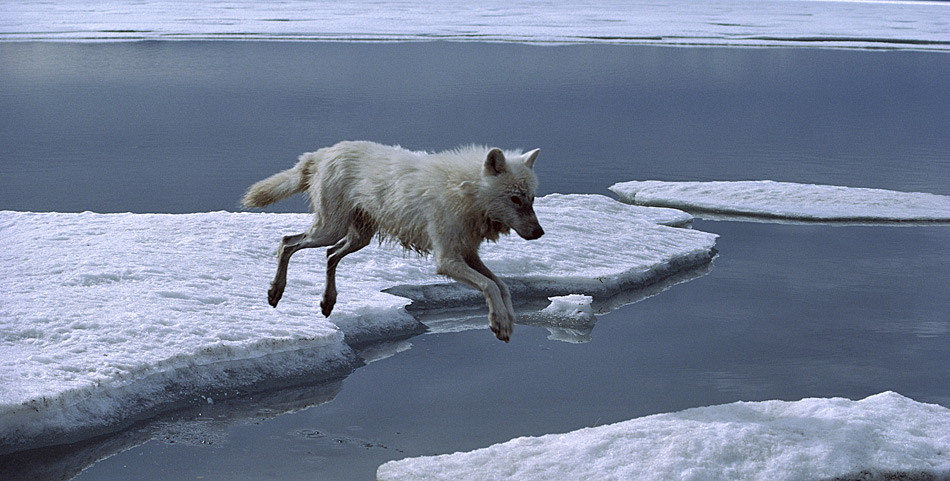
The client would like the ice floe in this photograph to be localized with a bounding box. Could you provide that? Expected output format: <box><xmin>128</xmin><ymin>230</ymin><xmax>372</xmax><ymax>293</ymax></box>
<box><xmin>377</xmin><ymin>391</ymin><xmax>950</xmax><ymax>481</ymax></box>
<box><xmin>610</xmin><ymin>180</ymin><xmax>950</xmax><ymax>224</ymax></box>
<box><xmin>0</xmin><ymin>194</ymin><xmax>716</xmax><ymax>454</ymax></box>
<box><xmin>2</xmin><ymin>0</ymin><xmax>949</xmax><ymax>50</ymax></box>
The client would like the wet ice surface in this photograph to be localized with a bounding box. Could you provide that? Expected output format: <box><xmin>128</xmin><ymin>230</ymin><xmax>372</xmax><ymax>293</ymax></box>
<box><xmin>0</xmin><ymin>194</ymin><xmax>716</xmax><ymax>454</ymax></box>
<box><xmin>377</xmin><ymin>391</ymin><xmax>950</xmax><ymax>481</ymax></box>
<box><xmin>2</xmin><ymin>0</ymin><xmax>950</xmax><ymax>50</ymax></box>
<box><xmin>611</xmin><ymin>180</ymin><xmax>950</xmax><ymax>224</ymax></box>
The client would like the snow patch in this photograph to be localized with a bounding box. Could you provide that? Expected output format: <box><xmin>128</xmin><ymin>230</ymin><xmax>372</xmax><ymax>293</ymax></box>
<box><xmin>377</xmin><ymin>391</ymin><xmax>950</xmax><ymax>481</ymax></box>
<box><xmin>610</xmin><ymin>180</ymin><xmax>950</xmax><ymax>224</ymax></box>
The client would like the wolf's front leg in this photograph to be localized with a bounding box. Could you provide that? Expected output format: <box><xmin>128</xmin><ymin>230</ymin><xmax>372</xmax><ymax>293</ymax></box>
<box><xmin>488</xmin><ymin>305</ymin><xmax>515</xmax><ymax>342</ymax></box>
<box><xmin>436</xmin><ymin>256</ymin><xmax>514</xmax><ymax>342</ymax></box>
<box><xmin>464</xmin><ymin>253</ymin><xmax>516</xmax><ymax>319</ymax></box>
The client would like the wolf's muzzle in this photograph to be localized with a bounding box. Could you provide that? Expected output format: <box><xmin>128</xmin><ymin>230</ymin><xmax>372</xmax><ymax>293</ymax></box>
<box><xmin>523</xmin><ymin>226</ymin><xmax>544</xmax><ymax>240</ymax></box>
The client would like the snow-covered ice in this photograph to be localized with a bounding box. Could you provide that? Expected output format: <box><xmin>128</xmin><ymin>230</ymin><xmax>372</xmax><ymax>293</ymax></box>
<box><xmin>2</xmin><ymin>0</ymin><xmax>949</xmax><ymax>50</ymax></box>
<box><xmin>610</xmin><ymin>180</ymin><xmax>950</xmax><ymax>224</ymax></box>
<box><xmin>0</xmin><ymin>194</ymin><xmax>716</xmax><ymax>454</ymax></box>
<box><xmin>377</xmin><ymin>391</ymin><xmax>950</xmax><ymax>481</ymax></box>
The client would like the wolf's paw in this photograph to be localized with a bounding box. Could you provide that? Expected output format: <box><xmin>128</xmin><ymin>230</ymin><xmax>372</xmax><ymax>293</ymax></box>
<box><xmin>320</xmin><ymin>289</ymin><xmax>337</xmax><ymax>317</ymax></box>
<box><xmin>489</xmin><ymin>313</ymin><xmax>513</xmax><ymax>343</ymax></box>
<box><xmin>268</xmin><ymin>283</ymin><xmax>284</xmax><ymax>307</ymax></box>
<box><xmin>320</xmin><ymin>299</ymin><xmax>335</xmax><ymax>317</ymax></box>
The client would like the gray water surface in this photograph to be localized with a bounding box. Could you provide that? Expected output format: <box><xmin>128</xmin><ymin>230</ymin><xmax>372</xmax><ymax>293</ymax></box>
<box><xmin>1</xmin><ymin>42</ymin><xmax>948</xmax><ymax>480</ymax></box>
<box><xmin>2</xmin><ymin>42</ymin><xmax>948</xmax><ymax>210</ymax></box>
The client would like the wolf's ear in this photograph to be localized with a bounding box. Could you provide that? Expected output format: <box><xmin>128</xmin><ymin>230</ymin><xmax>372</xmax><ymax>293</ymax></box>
<box><xmin>484</xmin><ymin>148</ymin><xmax>508</xmax><ymax>176</ymax></box>
<box><xmin>523</xmin><ymin>148</ymin><xmax>540</xmax><ymax>169</ymax></box>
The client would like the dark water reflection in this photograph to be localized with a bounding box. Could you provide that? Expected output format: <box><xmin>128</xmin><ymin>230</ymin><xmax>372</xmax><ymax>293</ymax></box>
<box><xmin>1</xmin><ymin>42</ymin><xmax>948</xmax><ymax>480</ymax></box>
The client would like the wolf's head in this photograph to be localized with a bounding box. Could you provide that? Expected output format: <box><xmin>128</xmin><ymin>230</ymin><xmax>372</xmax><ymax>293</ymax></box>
<box><xmin>479</xmin><ymin>148</ymin><xmax>544</xmax><ymax>240</ymax></box>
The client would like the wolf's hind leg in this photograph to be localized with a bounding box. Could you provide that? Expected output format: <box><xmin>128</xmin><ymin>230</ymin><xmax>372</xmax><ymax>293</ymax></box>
<box><xmin>326</xmin><ymin>239</ymin><xmax>346</xmax><ymax>258</ymax></box>
<box><xmin>321</xmin><ymin>221</ymin><xmax>374</xmax><ymax>317</ymax></box>
<box><xmin>268</xmin><ymin>228</ymin><xmax>343</xmax><ymax>307</ymax></box>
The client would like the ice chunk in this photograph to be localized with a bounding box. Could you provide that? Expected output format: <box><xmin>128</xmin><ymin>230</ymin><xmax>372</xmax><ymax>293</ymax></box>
<box><xmin>538</xmin><ymin>294</ymin><xmax>594</xmax><ymax>321</ymax></box>
<box><xmin>534</xmin><ymin>294</ymin><xmax>596</xmax><ymax>343</ymax></box>
<box><xmin>2</xmin><ymin>0</ymin><xmax>949</xmax><ymax>50</ymax></box>
<box><xmin>611</xmin><ymin>180</ymin><xmax>950</xmax><ymax>223</ymax></box>
<box><xmin>377</xmin><ymin>391</ymin><xmax>950</xmax><ymax>481</ymax></box>
<box><xmin>0</xmin><ymin>194</ymin><xmax>716</xmax><ymax>454</ymax></box>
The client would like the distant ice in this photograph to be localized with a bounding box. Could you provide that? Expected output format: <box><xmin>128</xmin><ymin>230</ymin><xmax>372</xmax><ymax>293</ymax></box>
<box><xmin>2</xmin><ymin>0</ymin><xmax>949</xmax><ymax>50</ymax></box>
<box><xmin>0</xmin><ymin>194</ymin><xmax>716</xmax><ymax>454</ymax></box>
<box><xmin>377</xmin><ymin>391</ymin><xmax>950</xmax><ymax>481</ymax></box>
<box><xmin>610</xmin><ymin>180</ymin><xmax>950</xmax><ymax>224</ymax></box>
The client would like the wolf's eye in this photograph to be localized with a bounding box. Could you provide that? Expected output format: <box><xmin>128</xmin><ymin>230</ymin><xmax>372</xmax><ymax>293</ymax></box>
<box><xmin>510</xmin><ymin>195</ymin><xmax>522</xmax><ymax>206</ymax></box>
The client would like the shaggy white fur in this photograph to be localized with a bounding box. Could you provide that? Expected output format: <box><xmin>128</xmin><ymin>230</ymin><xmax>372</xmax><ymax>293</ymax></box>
<box><xmin>243</xmin><ymin>141</ymin><xmax>543</xmax><ymax>342</ymax></box>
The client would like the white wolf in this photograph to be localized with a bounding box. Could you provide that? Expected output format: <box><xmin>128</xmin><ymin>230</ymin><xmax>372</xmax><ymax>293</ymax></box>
<box><xmin>242</xmin><ymin>141</ymin><xmax>544</xmax><ymax>342</ymax></box>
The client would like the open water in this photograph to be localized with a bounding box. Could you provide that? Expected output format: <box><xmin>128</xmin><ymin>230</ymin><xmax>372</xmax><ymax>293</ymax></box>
<box><xmin>1</xmin><ymin>42</ymin><xmax>948</xmax><ymax>480</ymax></box>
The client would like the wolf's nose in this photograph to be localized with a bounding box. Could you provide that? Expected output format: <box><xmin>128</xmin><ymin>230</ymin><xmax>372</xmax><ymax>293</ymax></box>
<box><xmin>529</xmin><ymin>226</ymin><xmax>544</xmax><ymax>240</ymax></box>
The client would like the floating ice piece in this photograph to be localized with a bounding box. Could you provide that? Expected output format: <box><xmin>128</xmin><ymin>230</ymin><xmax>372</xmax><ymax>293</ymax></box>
<box><xmin>0</xmin><ymin>194</ymin><xmax>716</xmax><ymax>454</ymax></box>
<box><xmin>2</xmin><ymin>0</ymin><xmax>949</xmax><ymax>50</ymax></box>
<box><xmin>539</xmin><ymin>294</ymin><xmax>594</xmax><ymax>321</ymax></box>
<box><xmin>610</xmin><ymin>180</ymin><xmax>950</xmax><ymax>223</ymax></box>
<box><xmin>533</xmin><ymin>294</ymin><xmax>596</xmax><ymax>343</ymax></box>
<box><xmin>377</xmin><ymin>391</ymin><xmax>950</xmax><ymax>481</ymax></box>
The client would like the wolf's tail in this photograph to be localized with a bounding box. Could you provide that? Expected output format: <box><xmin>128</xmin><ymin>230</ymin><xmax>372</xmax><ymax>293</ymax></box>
<box><xmin>241</xmin><ymin>154</ymin><xmax>314</xmax><ymax>208</ymax></box>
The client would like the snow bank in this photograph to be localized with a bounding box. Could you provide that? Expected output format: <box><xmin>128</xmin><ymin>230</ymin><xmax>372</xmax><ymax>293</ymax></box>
<box><xmin>610</xmin><ymin>180</ymin><xmax>950</xmax><ymax>224</ymax></box>
<box><xmin>0</xmin><ymin>194</ymin><xmax>716</xmax><ymax>454</ymax></box>
<box><xmin>377</xmin><ymin>391</ymin><xmax>950</xmax><ymax>481</ymax></box>
<box><xmin>2</xmin><ymin>0</ymin><xmax>948</xmax><ymax>50</ymax></box>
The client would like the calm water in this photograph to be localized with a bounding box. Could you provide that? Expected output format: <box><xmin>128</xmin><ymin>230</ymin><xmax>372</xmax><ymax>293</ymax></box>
<box><xmin>1</xmin><ymin>42</ymin><xmax>949</xmax><ymax>480</ymax></box>
<box><xmin>2</xmin><ymin>42</ymin><xmax>949</xmax><ymax>211</ymax></box>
